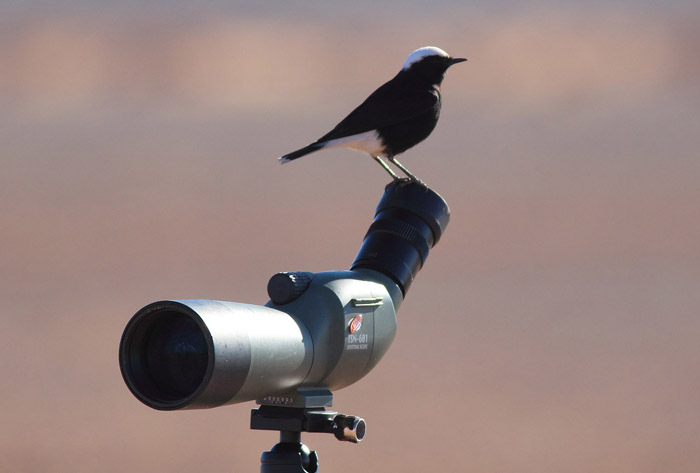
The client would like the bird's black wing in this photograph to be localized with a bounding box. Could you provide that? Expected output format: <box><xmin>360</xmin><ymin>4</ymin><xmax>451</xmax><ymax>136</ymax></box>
<box><xmin>316</xmin><ymin>74</ymin><xmax>440</xmax><ymax>143</ymax></box>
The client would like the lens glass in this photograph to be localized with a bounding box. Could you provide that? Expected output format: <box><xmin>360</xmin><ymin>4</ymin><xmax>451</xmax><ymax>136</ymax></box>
<box><xmin>141</xmin><ymin>312</ymin><xmax>208</xmax><ymax>401</ymax></box>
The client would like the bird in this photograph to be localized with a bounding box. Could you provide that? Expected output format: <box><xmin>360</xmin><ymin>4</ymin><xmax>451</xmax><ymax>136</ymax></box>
<box><xmin>278</xmin><ymin>46</ymin><xmax>467</xmax><ymax>182</ymax></box>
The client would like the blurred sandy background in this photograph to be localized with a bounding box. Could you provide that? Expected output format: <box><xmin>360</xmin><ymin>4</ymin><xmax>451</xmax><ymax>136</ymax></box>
<box><xmin>1</xmin><ymin>1</ymin><xmax>699</xmax><ymax>472</ymax></box>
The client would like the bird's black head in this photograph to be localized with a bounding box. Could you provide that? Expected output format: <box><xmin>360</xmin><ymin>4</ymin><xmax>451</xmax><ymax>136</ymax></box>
<box><xmin>400</xmin><ymin>46</ymin><xmax>467</xmax><ymax>85</ymax></box>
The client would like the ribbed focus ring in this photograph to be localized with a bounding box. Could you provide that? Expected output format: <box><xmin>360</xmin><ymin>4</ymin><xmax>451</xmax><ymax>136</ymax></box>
<box><xmin>365</xmin><ymin>218</ymin><xmax>430</xmax><ymax>264</ymax></box>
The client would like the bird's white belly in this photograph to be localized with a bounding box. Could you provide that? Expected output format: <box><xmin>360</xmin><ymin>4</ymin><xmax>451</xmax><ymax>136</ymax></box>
<box><xmin>322</xmin><ymin>130</ymin><xmax>387</xmax><ymax>157</ymax></box>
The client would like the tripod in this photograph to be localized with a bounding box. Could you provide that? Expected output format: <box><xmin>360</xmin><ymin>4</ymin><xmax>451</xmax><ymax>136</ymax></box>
<box><xmin>251</xmin><ymin>405</ymin><xmax>366</xmax><ymax>473</ymax></box>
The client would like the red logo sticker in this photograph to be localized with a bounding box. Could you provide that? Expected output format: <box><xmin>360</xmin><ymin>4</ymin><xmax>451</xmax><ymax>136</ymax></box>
<box><xmin>349</xmin><ymin>315</ymin><xmax>363</xmax><ymax>334</ymax></box>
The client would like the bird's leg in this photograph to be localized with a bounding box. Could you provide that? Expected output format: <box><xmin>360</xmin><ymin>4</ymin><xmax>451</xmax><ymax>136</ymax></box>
<box><xmin>390</xmin><ymin>157</ymin><xmax>422</xmax><ymax>183</ymax></box>
<box><xmin>372</xmin><ymin>155</ymin><xmax>401</xmax><ymax>181</ymax></box>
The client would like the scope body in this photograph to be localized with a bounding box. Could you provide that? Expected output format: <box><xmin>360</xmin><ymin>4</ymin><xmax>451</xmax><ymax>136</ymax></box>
<box><xmin>119</xmin><ymin>181</ymin><xmax>449</xmax><ymax>412</ymax></box>
<box><xmin>119</xmin><ymin>269</ymin><xmax>401</xmax><ymax>411</ymax></box>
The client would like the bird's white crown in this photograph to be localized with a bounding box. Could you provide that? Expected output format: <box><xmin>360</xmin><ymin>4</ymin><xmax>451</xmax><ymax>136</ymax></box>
<box><xmin>401</xmin><ymin>46</ymin><xmax>450</xmax><ymax>71</ymax></box>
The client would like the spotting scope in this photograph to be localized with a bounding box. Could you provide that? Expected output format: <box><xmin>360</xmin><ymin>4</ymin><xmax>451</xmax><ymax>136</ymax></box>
<box><xmin>119</xmin><ymin>181</ymin><xmax>449</xmax><ymax>413</ymax></box>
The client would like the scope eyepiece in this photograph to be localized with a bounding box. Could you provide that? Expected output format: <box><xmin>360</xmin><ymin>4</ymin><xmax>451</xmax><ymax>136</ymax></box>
<box><xmin>351</xmin><ymin>181</ymin><xmax>450</xmax><ymax>295</ymax></box>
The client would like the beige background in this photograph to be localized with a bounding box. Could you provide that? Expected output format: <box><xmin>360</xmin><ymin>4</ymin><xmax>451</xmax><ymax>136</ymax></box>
<box><xmin>2</xmin><ymin>3</ymin><xmax>699</xmax><ymax>472</ymax></box>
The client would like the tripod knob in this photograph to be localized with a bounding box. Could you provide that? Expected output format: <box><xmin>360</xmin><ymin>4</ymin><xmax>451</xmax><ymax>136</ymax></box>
<box><xmin>332</xmin><ymin>415</ymin><xmax>366</xmax><ymax>443</ymax></box>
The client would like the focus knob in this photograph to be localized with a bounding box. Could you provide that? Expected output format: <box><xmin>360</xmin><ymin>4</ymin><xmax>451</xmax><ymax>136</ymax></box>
<box><xmin>267</xmin><ymin>272</ymin><xmax>312</xmax><ymax>305</ymax></box>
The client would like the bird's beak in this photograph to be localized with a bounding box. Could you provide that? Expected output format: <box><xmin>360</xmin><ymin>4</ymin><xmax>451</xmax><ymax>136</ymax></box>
<box><xmin>449</xmin><ymin>57</ymin><xmax>468</xmax><ymax>66</ymax></box>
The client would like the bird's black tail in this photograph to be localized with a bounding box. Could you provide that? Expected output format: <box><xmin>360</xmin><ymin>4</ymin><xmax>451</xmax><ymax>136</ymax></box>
<box><xmin>278</xmin><ymin>143</ymin><xmax>325</xmax><ymax>164</ymax></box>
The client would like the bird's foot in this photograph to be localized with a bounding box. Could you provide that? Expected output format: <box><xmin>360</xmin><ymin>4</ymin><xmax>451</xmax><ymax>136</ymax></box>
<box><xmin>411</xmin><ymin>176</ymin><xmax>427</xmax><ymax>188</ymax></box>
<box><xmin>388</xmin><ymin>158</ymin><xmax>426</xmax><ymax>187</ymax></box>
<box><xmin>394</xmin><ymin>176</ymin><xmax>428</xmax><ymax>188</ymax></box>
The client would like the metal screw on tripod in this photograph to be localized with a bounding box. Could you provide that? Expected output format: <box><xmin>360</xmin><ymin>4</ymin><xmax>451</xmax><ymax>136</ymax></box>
<box><xmin>332</xmin><ymin>415</ymin><xmax>366</xmax><ymax>443</ymax></box>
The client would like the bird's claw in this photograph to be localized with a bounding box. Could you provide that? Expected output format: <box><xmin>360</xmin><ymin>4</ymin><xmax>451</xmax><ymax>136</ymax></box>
<box><xmin>393</xmin><ymin>176</ymin><xmax>427</xmax><ymax>188</ymax></box>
